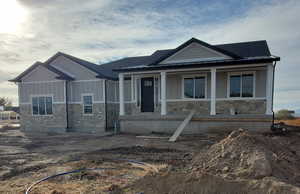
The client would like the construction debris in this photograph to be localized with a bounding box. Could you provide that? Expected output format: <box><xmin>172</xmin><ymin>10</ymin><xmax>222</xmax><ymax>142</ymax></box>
<box><xmin>169</xmin><ymin>110</ymin><xmax>195</xmax><ymax>142</ymax></box>
<box><xmin>130</xmin><ymin>129</ymin><xmax>300</xmax><ymax>194</ymax></box>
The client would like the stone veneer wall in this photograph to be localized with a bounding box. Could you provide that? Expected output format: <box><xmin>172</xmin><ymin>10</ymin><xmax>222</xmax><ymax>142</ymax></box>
<box><xmin>106</xmin><ymin>103</ymin><xmax>119</xmax><ymax>130</ymax></box>
<box><xmin>20</xmin><ymin>104</ymin><xmax>67</xmax><ymax>132</ymax></box>
<box><xmin>125</xmin><ymin>102</ymin><xmax>161</xmax><ymax>115</ymax></box>
<box><xmin>167</xmin><ymin>101</ymin><xmax>210</xmax><ymax>115</ymax></box>
<box><xmin>68</xmin><ymin>103</ymin><xmax>105</xmax><ymax>133</ymax></box>
<box><xmin>216</xmin><ymin>100</ymin><xmax>266</xmax><ymax>115</ymax></box>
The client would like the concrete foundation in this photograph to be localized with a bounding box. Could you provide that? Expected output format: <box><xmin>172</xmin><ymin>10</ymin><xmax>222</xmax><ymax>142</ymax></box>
<box><xmin>120</xmin><ymin>114</ymin><xmax>273</xmax><ymax>134</ymax></box>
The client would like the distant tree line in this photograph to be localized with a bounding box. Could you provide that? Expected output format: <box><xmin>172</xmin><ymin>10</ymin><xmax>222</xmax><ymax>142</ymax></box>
<box><xmin>275</xmin><ymin>109</ymin><xmax>295</xmax><ymax>120</ymax></box>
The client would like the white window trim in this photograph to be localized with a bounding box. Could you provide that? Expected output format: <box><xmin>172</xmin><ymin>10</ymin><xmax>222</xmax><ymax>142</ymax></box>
<box><xmin>81</xmin><ymin>93</ymin><xmax>94</xmax><ymax>115</ymax></box>
<box><xmin>31</xmin><ymin>95</ymin><xmax>54</xmax><ymax>116</ymax></box>
<box><xmin>227</xmin><ymin>71</ymin><xmax>256</xmax><ymax>99</ymax></box>
<box><xmin>181</xmin><ymin>74</ymin><xmax>207</xmax><ymax>100</ymax></box>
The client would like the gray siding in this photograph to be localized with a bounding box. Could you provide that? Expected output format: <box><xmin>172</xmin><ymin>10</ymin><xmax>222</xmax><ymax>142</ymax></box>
<box><xmin>255</xmin><ymin>70</ymin><xmax>267</xmax><ymax>97</ymax></box>
<box><xmin>165</xmin><ymin>69</ymin><xmax>267</xmax><ymax>99</ymax></box>
<box><xmin>69</xmin><ymin>80</ymin><xmax>104</xmax><ymax>102</ymax></box>
<box><xmin>49</xmin><ymin>55</ymin><xmax>97</xmax><ymax>80</ymax></box>
<box><xmin>216</xmin><ymin>72</ymin><xmax>227</xmax><ymax>98</ymax></box>
<box><xmin>106</xmin><ymin>80</ymin><xmax>118</xmax><ymax>102</ymax></box>
<box><xmin>167</xmin><ymin>74</ymin><xmax>182</xmax><ymax>99</ymax></box>
<box><xmin>161</xmin><ymin>42</ymin><xmax>230</xmax><ymax>64</ymax></box>
<box><xmin>124</xmin><ymin>80</ymin><xmax>131</xmax><ymax>102</ymax></box>
<box><xmin>19</xmin><ymin>81</ymin><xmax>65</xmax><ymax>103</ymax></box>
<box><xmin>22</xmin><ymin>65</ymin><xmax>57</xmax><ymax>82</ymax></box>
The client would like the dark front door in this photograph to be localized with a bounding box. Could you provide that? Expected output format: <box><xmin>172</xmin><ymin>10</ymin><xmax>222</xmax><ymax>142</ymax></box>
<box><xmin>141</xmin><ymin>77</ymin><xmax>154</xmax><ymax>112</ymax></box>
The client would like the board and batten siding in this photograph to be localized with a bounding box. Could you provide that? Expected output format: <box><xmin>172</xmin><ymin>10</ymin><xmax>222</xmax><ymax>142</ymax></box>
<box><xmin>106</xmin><ymin>80</ymin><xmax>119</xmax><ymax>103</ymax></box>
<box><xmin>68</xmin><ymin>80</ymin><xmax>104</xmax><ymax>103</ymax></box>
<box><xmin>19</xmin><ymin>81</ymin><xmax>65</xmax><ymax>104</ymax></box>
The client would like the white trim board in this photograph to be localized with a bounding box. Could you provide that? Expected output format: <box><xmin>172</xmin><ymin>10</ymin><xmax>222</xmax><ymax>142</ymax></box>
<box><xmin>122</xmin><ymin>63</ymin><xmax>270</xmax><ymax>75</ymax></box>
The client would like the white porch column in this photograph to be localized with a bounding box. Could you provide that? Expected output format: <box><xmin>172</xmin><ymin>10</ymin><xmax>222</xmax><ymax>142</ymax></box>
<box><xmin>161</xmin><ymin>71</ymin><xmax>167</xmax><ymax>115</ymax></box>
<box><xmin>119</xmin><ymin>73</ymin><xmax>125</xmax><ymax>116</ymax></box>
<box><xmin>266</xmin><ymin>64</ymin><xmax>274</xmax><ymax>115</ymax></box>
<box><xmin>210</xmin><ymin>68</ymin><xmax>216</xmax><ymax>115</ymax></box>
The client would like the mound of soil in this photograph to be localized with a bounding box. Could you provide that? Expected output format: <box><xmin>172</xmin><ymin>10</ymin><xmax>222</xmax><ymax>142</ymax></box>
<box><xmin>192</xmin><ymin>129</ymin><xmax>300</xmax><ymax>184</ymax></box>
<box><xmin>130</xmin><ymin>129</ymin><xmax>300</xmax><ymax>194</ymax></box>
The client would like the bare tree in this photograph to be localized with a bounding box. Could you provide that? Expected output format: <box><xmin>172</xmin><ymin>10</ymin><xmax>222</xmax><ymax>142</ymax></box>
<box><xmin>0</xmin><ymin>97</ymin><xmax>12</xmax><ymax>108</ymax></box>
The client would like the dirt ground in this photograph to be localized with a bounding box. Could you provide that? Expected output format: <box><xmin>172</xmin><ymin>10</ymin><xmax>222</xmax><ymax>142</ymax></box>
<box><xmin>1</xmin><ymin>125</ymin><xmax>300</xmax><ymax>194</ymax></box>
<box><xmin>277</xmin><ymin>118</ymin><xmax>300</xmax><ymax>127</ymax></box>
<box><xmin>0</xmin><ymin>125</ymin><xmax>223</xmax><ymax>193</ymax></box>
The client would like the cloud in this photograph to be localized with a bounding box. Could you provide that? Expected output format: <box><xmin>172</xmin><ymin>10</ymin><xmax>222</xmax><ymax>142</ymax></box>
<box><xmin>0</xmin><ymin>0</ymin><xmax>299</xmax><ymax>109</ymax></box>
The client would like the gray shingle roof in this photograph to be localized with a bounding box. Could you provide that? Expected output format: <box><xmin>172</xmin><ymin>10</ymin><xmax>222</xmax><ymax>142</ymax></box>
<box><xmin>215</xmin><ymin>40</ymin><xmax>271</xmax><ymax>58</ymax></box>
<box><xmin>111</xmin><ymin>39</ymin><xmax>279</xmax><ymax>73</ymax></box>
<box><xmin>10</xmin><ymin>38</ymin><xmax>279</xmax><ymax>82</ymax></box>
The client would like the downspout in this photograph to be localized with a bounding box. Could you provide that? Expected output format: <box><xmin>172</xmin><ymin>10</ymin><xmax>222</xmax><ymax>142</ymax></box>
<box><xmin>104</xmin><ymin>80</ymin><xmax>108</xmax><ymax>131</ymax></box>
<box><xmin>65</xmin><ymin>81</ymin><xmax>69</xmax><ymax>130</ymax></box>
<box><xmin>272</xmin><ymin>61</ymin><xmax>277</xmax><ymax>126</ymax></box>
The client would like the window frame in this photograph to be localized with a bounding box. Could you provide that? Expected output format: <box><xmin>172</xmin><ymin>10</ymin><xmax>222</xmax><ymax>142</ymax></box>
<box><xmin>182</xmin><ymin>74</ymin><xmax>207</xmax><ymax>100</ymax></box>
<box><xmin>31</xmin><ymin>95</ymin><xmax>53</xmax><ymax>116</ymax></box>
<box><xmin>81</xmin><ymin>93</ymin><xmax>94</xmax><ymax>115</ymax></box>
<box><xmin>227</xmin><ymin>71</ymin><xmax>256</xmax><ymax>99</ymax></box>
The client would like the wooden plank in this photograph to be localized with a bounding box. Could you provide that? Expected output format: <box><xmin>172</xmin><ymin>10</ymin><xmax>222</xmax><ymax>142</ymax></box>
<box><xmin>136</xmin><ymin>136</ymin><xmax>169</xmax><ymax>139</ymax></box>
<box><xmin>169</xmin><ymin>110</ymin><xmax>195</xmax><ymax>142</ymax></box>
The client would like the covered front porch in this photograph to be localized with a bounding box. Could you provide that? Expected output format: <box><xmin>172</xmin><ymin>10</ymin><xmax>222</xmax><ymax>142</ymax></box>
<box><xmin>118</xmin><ymin>63</ymin><xmax>274</xmax><ymax>117</ymax></box>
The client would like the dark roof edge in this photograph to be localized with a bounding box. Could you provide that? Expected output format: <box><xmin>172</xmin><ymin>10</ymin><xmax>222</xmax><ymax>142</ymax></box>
<box><xmin>114</xmin><ymin>57</ymin><xmax>280</xmax><ymax>73</ymax></box>
<box><xmin>53</xmin><ymin>52</ymin><xmax>114</xmax><ymax>80</ymax></box>
<box><xmin>148</xmin><ymin>37</ymin><xmax>242</xmax><ymax>66</ymax></box>
<box><xmin>9</xmin><ymin>61</ymin><xmax>75</xmax><ymax>82</ymax></box>
<box><xmin>9</xmin><ymin>62</ymin><xmax>42</xmax><ymax>82</ymax></box>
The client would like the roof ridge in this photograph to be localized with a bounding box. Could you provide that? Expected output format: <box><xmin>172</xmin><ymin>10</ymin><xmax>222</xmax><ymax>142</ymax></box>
<box><xmin>57</xmin><ymin>51</ymin><xmax>99</xmax><ymax>66</ymax></box>
<box><xmin>215</xmin><ymin>40</ymin><xmax>267</xmax><ymax>46</ymax></box>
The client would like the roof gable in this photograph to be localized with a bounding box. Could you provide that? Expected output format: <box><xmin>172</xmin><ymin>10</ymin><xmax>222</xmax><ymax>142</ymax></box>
<box><xmin>9</xmin><ymin>62</ymin><xmax>74</xmax><ymax>82</ymax></box>
<box><xmin>149</xmin><ymin>38</ymin><xmax>242</xmax><ymax>66</ymax></box>
<box><xmin>45</xmin><ymin>52</ymin><xmax>114</xmax><ymax>80</ymax></box>
<box><xmin>48</xmin><ymin>55</ymin><xmax>98</xmax><ymax>80</ymax></box>
<box><xmin>160</xmin><ymin>42</ymin><xmax>232</xmax><ymax>64</ymax></box>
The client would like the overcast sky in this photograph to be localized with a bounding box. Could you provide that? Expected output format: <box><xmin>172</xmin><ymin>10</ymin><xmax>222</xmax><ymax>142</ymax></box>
<box><xmin>0</xmin><ymin>0</ymin><xmax>299</xmax><ymax>110</ymax></box>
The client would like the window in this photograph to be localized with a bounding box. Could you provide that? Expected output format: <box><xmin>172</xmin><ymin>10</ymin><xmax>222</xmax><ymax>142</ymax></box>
<box><xmin>32</xmin><ymin>96</ymin><xmax>53</xmax><ymax>115</ymax></box>
<box><xmin>183</xmin><ymin>76</ymin><xmax>206</xmax><ymax>99</ymax></box>
<box><xmin>229</xmin><ymin>73</ymin><xmax>254</xmax><ymax>98</ymax></box>
<box><xmin>83</xmin><ymin>95</ymin><xmax>93</xmax><ymax>114</ymax></box>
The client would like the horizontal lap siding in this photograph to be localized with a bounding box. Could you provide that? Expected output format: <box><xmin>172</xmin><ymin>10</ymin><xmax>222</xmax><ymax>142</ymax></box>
<box><xmin>19</xmin><ymin>81</ymin><xmax>65</xmax><ymax>103</ymax></box>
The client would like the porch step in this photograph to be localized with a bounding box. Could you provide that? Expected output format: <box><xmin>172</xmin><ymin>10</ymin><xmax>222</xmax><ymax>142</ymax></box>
<box><xmin>169</xmin><ymin>110</ymin><xmax>195</xmax><ymax>142</ymax></box>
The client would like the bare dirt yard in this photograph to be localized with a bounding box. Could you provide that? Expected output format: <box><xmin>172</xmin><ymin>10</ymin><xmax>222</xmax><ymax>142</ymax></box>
<box><xmin>1</xmin><ymin>125</ymin><xmax>300</xmax><ymax>194</ymax></box>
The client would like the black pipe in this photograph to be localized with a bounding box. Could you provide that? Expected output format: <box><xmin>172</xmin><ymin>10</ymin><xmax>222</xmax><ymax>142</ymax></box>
<box><xmin>104</xmin><ymin>80</ymin><xmax>108</xmax><ymax>131</ymax></box>
<box><xmin>272</xmin><ymin>61</ymin><xmax>277</xmax><ymax>125</ymax></box>
<box><xmin>65</xmin><ymin>81</ymin><xmax>69</xmax><ymax>130</ymax></box>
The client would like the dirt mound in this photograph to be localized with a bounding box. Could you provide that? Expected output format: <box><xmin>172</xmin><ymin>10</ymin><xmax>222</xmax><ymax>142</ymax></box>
<box><xmin>130</xmin><ymin>129</ymin><xmax>300</xmax><ymax>194</ymax></box>
<box><xmin>192</xmin><ymin>129</ymin><xmax>300</xmax><ymax>184</ymax></box>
